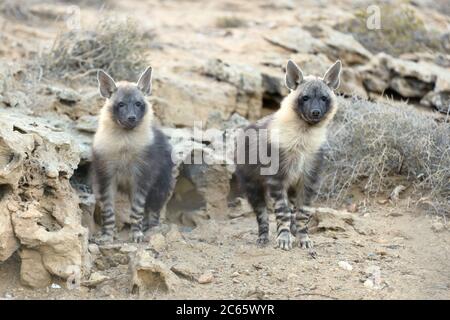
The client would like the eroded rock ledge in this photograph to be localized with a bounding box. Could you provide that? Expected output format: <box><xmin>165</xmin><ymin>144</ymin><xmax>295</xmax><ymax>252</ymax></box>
<box><xmin>0</xmin><ymin>110</ymin><xmax>90</xmax><ymax>288</ymax></box>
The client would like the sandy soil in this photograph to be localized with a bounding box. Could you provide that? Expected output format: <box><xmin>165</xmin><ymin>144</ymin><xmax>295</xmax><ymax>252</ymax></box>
<box><xmin>1</xmin><ymin>200</ymin><xmax>449</xmax><ymax>300</ymax></box>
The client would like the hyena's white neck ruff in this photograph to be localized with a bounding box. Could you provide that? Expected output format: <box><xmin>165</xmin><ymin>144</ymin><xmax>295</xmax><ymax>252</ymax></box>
<box><xmin>269</xmin><ymin>93</ymin><xmax>335</xmax><ymax>183</ymax></box>
<box><xmin>270</xmin><ymin>94</ymin><xmax>331</xmax><ymax>154</ymax></box>
<box><xmin>93</xmin><ymin>102</ymin><xmax>154</xmax><ymax>162</ymax></box>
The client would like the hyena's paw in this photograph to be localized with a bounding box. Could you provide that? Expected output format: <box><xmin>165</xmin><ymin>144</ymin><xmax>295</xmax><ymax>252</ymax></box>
<box><xmin>130</xmin><ymin>230</ymin><xmax>144</xmax><ymax>243</ymax></box>
<box><xmin>297</xmin><ymin>233</ymin><xmax>313</xmax><ymax>249</ymax></box>
<box><xmin>256</xmin><ymin>233</ymin><xmax>269</xmax><ymax>246</ymax></box>
<box><xmin>276</xmin><ymin>231</ymin><xmax>292</xmax><ymax>251</ymax></box>
<box><xmin>93</xmin><ymin>233</ymin><xmax>114</xmax><ymax>245</ymax></box>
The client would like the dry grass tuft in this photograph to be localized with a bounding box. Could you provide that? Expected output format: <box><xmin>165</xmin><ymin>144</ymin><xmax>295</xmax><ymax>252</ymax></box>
<box><xmin>215</xmin><ymin>16</ymin><xmax>246</xmax><ymax>29</ymax></box>
<box><xmin>0</xmin><ymin>0</ymin><xmax>34</xmax><ymax>20</ymax></box>
<box><xmin>57</xmin><ymin>0</ymin><xmax>114</xmax><ymax>8</ymax></box>
<box><xmin>41</xmin><ymin>16</ymin><xmax>149</xmax><ymax>82</ymax></box>
<box><xmin>320</xmin><ymin>97</ymin><xmax>450</xmax><ymax>215</ymax></box>
<box><xmin>336</xmin><ymin>3</ymin><xmax>445</xmax><ymax>56</ymax></box>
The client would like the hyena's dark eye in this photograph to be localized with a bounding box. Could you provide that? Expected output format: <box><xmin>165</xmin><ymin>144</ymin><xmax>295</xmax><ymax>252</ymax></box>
<box><xmin>118</xmin><ymin>102</ymin><xmax>126</xmax><ymax>108</ymax></box>
<box><xmin>321</xmin><ymin>96</ymin><xmax>328</xmax><ymax>102</ymax></box>
<box><xmin>135</xmin><ymin>101</ymin><xmax>143</xmax><ymax>108</ymax></box>
<box><xmin>302</xmin><ymin>96</ymin><xmax>310</xmax><ymax>102</ymax></box>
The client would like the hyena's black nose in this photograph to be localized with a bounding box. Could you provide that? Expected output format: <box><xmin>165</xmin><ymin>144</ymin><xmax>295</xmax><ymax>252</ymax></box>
<box><xmin>128</xmin><ymin>115</ymin><xmax>137</xmax><ymax>122</ymax></box>
<box><xmin>311</xmin><ymin>109</ymin><xmax>322</xmax><ymax>118</ymax></box>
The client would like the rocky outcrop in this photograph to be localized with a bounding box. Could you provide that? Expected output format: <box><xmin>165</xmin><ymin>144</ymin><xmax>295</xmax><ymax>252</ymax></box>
<box><xmin>263</xmin><ymin>26</ymin><xmax>448</xmax><ymax>112</ymax></box>
<box><xmin>202</xmin><ymin>58</ymin><xmax>263</xmax><ymax>121</ymax></box>
<box><xmin>130</xmin><ymin>249</ymin><xmax>179</xmax><ymax>294</ymax></box>
<box><xmin>264</xmin><ymin>27</ymin><xmax>326</xmax><ymax>54</ymax></box>
<box><xmin>320</xmin><ymin>27</ymin><xmax>373</xmax><ymax>66</ymax></box>
<box><xmin>0</xmin><ymin>109</ymin><xmax>91</xmax><ymax>287</ymax></box>
<box><xmin>150</xmin><ymin>60</ymin><xmax>263</xmax><ymax>128</ymax></box>
<box><xmin>0</xmin><ymin>200</ymin><xmax>19</xmax><ymax>261</ymax></box>
<box><xmin>19</xmin><ymin>249</ymin><xmax>52</xmax><ymax>288</ymax></box>
<box><xmin>360</xmin><ymin>53</ymin><xmax>450</xmax><ymax>113</ymax></box>
<box><xmin>164</xmin><ymin>123</ymin><xmax>236</xmax><ymax>223</ymax></box>
<box><xmin>0</xmin><ymin>61</ymin><xmax>30</xmax><ymax>109</ymax></box>
<box><xmin>265</xmin><ymin>27</ymin><xmax>372</xmax><ymax>66</ymax></box>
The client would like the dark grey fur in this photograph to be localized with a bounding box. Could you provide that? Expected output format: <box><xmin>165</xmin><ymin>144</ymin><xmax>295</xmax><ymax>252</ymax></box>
<box><xmin>235</xmin><ymin>59</ymin><xmax>341</xmax><ymax>251</ymax></box>
<box><xmin>92</xmin><ymin>67</ymin><xmax>174</xmax><ymax>243</ymax></box>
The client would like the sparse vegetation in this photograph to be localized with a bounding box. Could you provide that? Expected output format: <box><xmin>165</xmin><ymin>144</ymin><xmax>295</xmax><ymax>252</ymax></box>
<box><xmin>41</xmin><ymin>16</ymin><xmax>149</xmax><ymax>82</ymax></box>
<box><xmin>0</xmin><ymin>0</ymin><xmax>34</xmax><ymax>20</ymax></box>
<box><xmin>215</xmin><ymin>16</ymin><xmax>246</xmax><ymax>28</ymax></box>
<box><xmin>336</xmin><ymin>3</ymin><xmax>445</xmax><ymax>56</ymax></box>
<box><xmin>58</xmin><ymin>0</ymin><xmax>114</xmax><ymax>8</ymax></box>
<box><xmin>320</xmin><ymin>97</ymin><xmax>450</xmax><ymax>215</ymax></box>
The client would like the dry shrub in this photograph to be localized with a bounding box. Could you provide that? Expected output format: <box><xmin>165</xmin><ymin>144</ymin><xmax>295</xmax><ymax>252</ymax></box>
<box><xmin>41</xmin><ymin>16</ymin><xmax>149</xmax><ymax>82</ymax></box>
<box><xmin>56</xmin><ymin>0</ymin><xmax>113</xmax><ymax>8</ymax></box>
<box><xmin>320</xmin><ymin>97</ymin><xmax>450</xmax><ymax>215</ymax></box>
<box><xmin>0</xmin><ymin>0</ymin><xmax>35</xmax><ymax>20</ymax></box>
<box><xmin>215</xmin><ymin>16</ymin><xmax>246</xmax><ymax>28</ymax></box>
<box><xmin>336</xmin><ymin>3</ymin><xmax>445</xmax><ymax>56</ymax></box>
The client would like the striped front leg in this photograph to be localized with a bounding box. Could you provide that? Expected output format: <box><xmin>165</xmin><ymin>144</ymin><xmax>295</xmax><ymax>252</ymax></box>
<box><xmin>293</xmin><ymin>156</ymin><xmax>322</xmax><ymax>249</ymax></box>
<box><xmin>295</xmin><ymin>207</ymin><xmax>313</xmax><ymax>249</ymax></box>
<box><xmin>267</xmin><ymin>179</ymin><xmax>292</xmax><ymax>250</ymax></box>
<box><xmin>292</xmin><ymin>183</ymin><xmax>314</xmax><ymax>249</ymax></box>
<box><xmin>96</xmin><ymin>181</ymin><xmax>116</xmax><ymax>244</ymax></box>
<box><xmin>92</xmin><ymin>153</ymin><xmax>116</xmax><ymax>244</ymax></box>
<box><xmin>129</xmin><ymin>189</ymin><xmax>147</xmax><ymax>243</ymax></box>
<box><xmin>245</xmin><ymin>182</ymin><xmax>269</xmax><ymax>246</ymax></box>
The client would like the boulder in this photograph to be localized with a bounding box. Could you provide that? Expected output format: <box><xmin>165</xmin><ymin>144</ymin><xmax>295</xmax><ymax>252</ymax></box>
<box><xmin>359</xmin><ymin>54</ymin><xmax>391</xmax><ymax>94</ymax></box>
<box><xmin>95</xmin><ymin>243</ymin><xmax>132</xmax><ymax>269</ymax></box>
<box><xmin>307</xmin><ymin>207</ymin><xmax>358</xmax><ymax>233</ymax></box>
<box><xmin>0</xmin><ymin>110</ymin><xmax>91</xmax><ymax>284</ymax></box>
<box><xmin>202</xmin><ymin>58</ymin><xmax>263</xmax><ymax>121</ymax></box>
<box><xmin>75</xmin><ymin>115</ymin><xmax>98</xmax><ymax>134</ymax></box>
<box><xmin>19</xmin><ymin>249</ymin><xmax>52</xmax><ymax>288</ymax></box>
<box><xmin>320</xmin><ymin>27</ymin><xmax>372</xmax><ymax>65</ymax></box>
<box><xmin>171</xmin><ymin>263</ymin><xmax>198</xmax><ymax>282</ymax></box>
<box><xmin>0</xmin><ymin>61</ymin><xmax>31</xmax><ymax>109</ymax></box>
<box><xmin>130</xmin><ymin>249</ymin><xmax>179</xmax><ymax>294</ymax></box>
<box><xmin>39</xmin><ymin>87</ymin><xmax>103</xmax><ymax>122</ymax></box>
<box><xmin>384</xmin><ymin>56</ymin><xmax>436</xmax><ymax>98</ymax></box>
<box><xmin>264</xmin><ymin>27</ymin><xmax>326</xmax><ymax>54</ymax></box>
<box><xmin>45</xmin><ymin>86</ymin><xmax>81</xmax><ymax>104</ymax></box>
<box><xmin>165</xmin><ymin>127</ymin><xmax>233</xmax><ymax>221</ymax></box>
<box><xmin>390</xmin><ymin>76</ymin><xmax>433</xmax><ymax>98</ymax></box>
<box><xmin>81</xmin><ymin>271</ymin><xmax>109</xmax><ymax>288</ymax></box>
<box><xmin>0</xmin><ymin>200</ymin><xmax>19</xmax><ymax>261</ymax></box>
<box><xmin>419</xmin><ymin>65</ymin><xmax>450</xmax><ymax>113</ymax></box>
<box><xmin>421</xmin><ymin>91</ymin><xmax>450</xmax><ymax>113</ymax></box>
<box><xmin>337</xmin><ymin>67</ymin><xmax>368</xmax><ymax>98</ymax></box>
<box><xmin>151</xmin><ymin>64</ymin><xmax>262</xmax><ymax>128</ymax></box>
<box><xmin>361</xmin><ymin>53</ymin><xmax>450</xmax><ymax>113</ymax></box>
<box><xmin>148</xmin><ymin>233</ymin><xmax>167</xmax><ymax>252</ymax></box>
<box><xmin>261</xmin><ymin>69</ymin><xmax>288</xmax><ymax>101</ymax></box>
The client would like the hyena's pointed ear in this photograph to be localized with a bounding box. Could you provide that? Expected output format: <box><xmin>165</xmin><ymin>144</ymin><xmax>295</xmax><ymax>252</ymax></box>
<box><xmin>285</xmin><ymin>60</ymin><xmax>304</xmax><ymax>91</ymax></box>
<box><xmin>97</xmin><ymin>70</ymin><xmax>117</xmax><ymax>98</ymax></box>
<box><xmin>323</xmin><ymin>60</ymin><xmax>342</xmax><ymax>90</ymax></box>
<box><xmin>137</xmin><ymin>66</ymin><xmax>153</xmax><ymax>96</ymax></box>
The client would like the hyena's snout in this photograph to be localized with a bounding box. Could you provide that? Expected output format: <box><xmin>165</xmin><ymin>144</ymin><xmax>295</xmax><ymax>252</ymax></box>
<box><xmin>302</xmin><ymin>96</ymin><xmax>330</xmax><ymax>123</ymax></box>
<box><xmin>126</xmin><ymin>113</ymin><xmax>137</xmax><ymax>125</ymax></box>
<box><xmin>311</xmin><ymin>107</ymin><xmax>322</xmax><ymax>120</ymax></box>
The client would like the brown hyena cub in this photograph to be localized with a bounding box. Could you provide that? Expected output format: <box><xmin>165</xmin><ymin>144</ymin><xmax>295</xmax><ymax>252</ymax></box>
<box><xmin>92</xmin><ymin>66</ymin><xmax>174</xmax><ymax>244</ymax></box>
<box><xmin>235</xmin><ymin>59</ymin><xmax>342</xmax><ymax>251</ymax></box>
